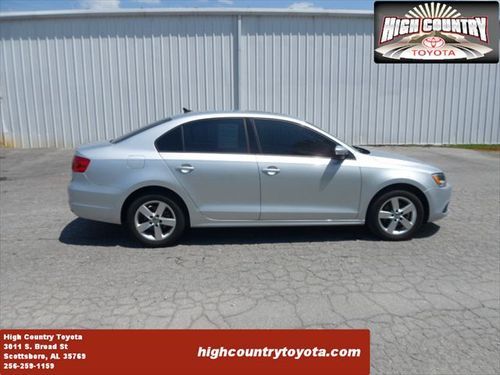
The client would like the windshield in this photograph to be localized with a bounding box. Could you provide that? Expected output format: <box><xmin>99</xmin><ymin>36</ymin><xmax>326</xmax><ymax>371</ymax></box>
<box><xmin>305</xmin><ymin>121</ymin><xmax>370</xmax><ymax>154</ymax></box>
<box><xmin>110</xmin><ymin>117</ymin><xmax>172</xmax><ymax>144</ymax></box>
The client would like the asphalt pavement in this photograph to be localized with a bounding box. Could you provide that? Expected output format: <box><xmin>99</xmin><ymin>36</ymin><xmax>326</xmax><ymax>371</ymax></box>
<box><xmin>0</xmin><ymin>146</ymin><xmax>499</xmax><ymax>374</ymax></box>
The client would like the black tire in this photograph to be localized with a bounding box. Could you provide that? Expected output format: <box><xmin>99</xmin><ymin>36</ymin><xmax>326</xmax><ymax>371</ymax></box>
<box><xmin>126</xmin><ymin>194</ymin><xmax>186</xmax><ymax>247</ymax></box>
<box><xmin>367</xmin><ymin>189</ymin><xmax>424</xmax><ymax>241</ymax></box>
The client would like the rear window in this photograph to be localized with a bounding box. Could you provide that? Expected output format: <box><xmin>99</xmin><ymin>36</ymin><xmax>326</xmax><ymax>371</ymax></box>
<box><xmin>111</xmin><ymin>117</ymin><xmax>172</xmax><ymax>144</ymax></box>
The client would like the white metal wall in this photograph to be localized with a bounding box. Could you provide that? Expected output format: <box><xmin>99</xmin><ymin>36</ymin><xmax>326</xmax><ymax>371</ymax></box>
<box><xmin>0</xmin><ymin>10</ymin><xmax>499</xmax><ymax>148</ymax></box>
<box><xmin>0</xmin><ymin>14</ymin><xmax>235</xmax><ymax>147</ymax></box>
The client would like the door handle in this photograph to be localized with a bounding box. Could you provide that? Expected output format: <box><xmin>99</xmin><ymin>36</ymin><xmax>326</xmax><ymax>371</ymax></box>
<box><xmin>262</xmin><ymin>166</ymin><xmax>280</xmax><ymax>176</ymax></box>
<box><xmin>177</xmin><ymin>164</ymin><xmax>195</xmax><ymax>174</ymax></box>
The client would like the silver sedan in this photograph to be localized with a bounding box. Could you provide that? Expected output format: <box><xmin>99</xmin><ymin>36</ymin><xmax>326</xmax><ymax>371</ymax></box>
<box><xmin>68</xmin><ymin>111</ymin><xmax>451</xmax><ymax>247</ymax></box>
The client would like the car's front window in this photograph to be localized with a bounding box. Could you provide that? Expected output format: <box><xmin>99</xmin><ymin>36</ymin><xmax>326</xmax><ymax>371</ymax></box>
<box><xmin>254</xmin><ymin>119</ymin><xmax>336</xmax><ymax>157</ymax></box>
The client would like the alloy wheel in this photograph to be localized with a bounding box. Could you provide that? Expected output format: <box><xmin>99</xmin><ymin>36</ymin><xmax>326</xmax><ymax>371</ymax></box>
<box><xmin>133</xmin><ymin>200</ymin><xmax>177</xmax><ymax>241</ymax></box>
<box><xmin>377</xmin><ymin>196</ymin><xmax>417</xmax><ymax>236</ymax></box>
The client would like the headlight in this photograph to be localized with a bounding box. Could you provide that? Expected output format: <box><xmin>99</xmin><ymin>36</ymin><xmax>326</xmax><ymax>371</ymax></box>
<box><xmin>432</xmin><ymin>173</ymin><xmax>446</xmax><ymax>187</ymax></box>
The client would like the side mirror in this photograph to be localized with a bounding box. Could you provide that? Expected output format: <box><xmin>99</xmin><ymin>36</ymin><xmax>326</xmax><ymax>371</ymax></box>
<box><xmin>333</xmin><ymin>145</ymin><xmax>349</xmax><ymax>160</ymax></box>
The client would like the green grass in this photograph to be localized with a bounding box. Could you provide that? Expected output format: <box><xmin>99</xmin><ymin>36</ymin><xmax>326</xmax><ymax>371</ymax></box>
<box><xmin>445</xmin><ymin>144</ymin><xmax>500</xmax><ymax>152</ymax></box>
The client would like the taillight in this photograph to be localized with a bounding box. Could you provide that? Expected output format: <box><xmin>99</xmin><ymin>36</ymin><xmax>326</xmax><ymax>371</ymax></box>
<box><xmin>72</xmin><ymin>156</ymin><xmax>90</xmax><ymax>173</ymax></box>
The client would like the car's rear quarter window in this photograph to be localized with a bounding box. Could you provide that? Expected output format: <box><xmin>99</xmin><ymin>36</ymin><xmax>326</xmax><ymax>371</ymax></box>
<box><xmin>155</xmin><ymin>126</ymin><xmax>183</xmax><ymax>152</ymax></box>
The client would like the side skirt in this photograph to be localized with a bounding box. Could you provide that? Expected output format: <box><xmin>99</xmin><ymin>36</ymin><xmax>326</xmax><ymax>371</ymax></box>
<box><xmin>191</xmin><ymin>219</ymin><xmax>365</xmax><ymax>228</ymax></box>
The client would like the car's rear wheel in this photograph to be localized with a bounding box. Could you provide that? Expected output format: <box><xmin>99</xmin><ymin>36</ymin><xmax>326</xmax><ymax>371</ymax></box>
<box><xmin>367</xmin><ymin>190</ymin><xmax>424</xmax><ymax>241</ymax></box>
<box><xmin>126</xmin><ymin>194</ymin><xmax>186</xmax><ymax>247</ymax></box>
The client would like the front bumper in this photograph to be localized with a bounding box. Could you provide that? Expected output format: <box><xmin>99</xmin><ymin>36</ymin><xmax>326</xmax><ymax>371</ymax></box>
<box><xmin>425</xmin><ymin>184</ymin><xmax>452</xmax><ymax>222</ymax></box>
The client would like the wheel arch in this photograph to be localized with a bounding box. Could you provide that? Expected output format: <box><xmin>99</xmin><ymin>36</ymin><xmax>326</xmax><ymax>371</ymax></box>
<box><xmin>120</xmin><ymin>185</ymin><xmax>191</xmax><ymax>226</ymax></box>
<box><xmin>366</xmin><ymin>183</ymin><xmax>429</xmax><ymax>223</ymax></box>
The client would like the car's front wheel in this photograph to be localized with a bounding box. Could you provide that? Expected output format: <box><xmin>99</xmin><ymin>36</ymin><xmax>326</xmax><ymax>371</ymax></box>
<box><xmin>367</xmin><ymin>190</ymin><xmax>424</xmax><ymax>241</ymax></box>
<box><xmin>126</xmin><ymin>194</ymin><xmax>186</xmax><ymax>247</ymax></box>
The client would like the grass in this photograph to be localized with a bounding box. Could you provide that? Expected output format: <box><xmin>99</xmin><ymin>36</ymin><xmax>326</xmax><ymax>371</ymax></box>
<box><xmin>445</xmin><ymin>144</ymin><xmax>500</xmax><ymax>152</ymax></box>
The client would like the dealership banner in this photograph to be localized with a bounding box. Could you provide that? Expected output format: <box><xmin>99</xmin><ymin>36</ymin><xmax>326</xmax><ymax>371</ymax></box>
<box><xmin>374</xmin><ymin>1</ymin><xmax>499</xmax><ymax>63</ymax></box>
<box><xmin>0</xmin><ymin>329</ymin><xmax>369</xmax><ymax>374</ymax></box>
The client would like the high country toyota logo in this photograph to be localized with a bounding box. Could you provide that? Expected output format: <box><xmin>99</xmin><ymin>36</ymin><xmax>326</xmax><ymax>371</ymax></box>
<box><xmin>374</xmin><ymin>1</ymin><xmax>499</xmax><ymax>63</ymax></box>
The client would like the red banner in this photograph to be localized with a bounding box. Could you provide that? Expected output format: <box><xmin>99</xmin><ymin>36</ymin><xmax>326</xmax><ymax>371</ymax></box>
<box><xmin>1</xmin><ymin>329</ymin><xmax>370</xmax><ymax>374</ymax></box>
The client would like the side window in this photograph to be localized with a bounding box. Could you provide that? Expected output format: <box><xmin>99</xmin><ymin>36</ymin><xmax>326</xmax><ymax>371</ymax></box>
<box><xmin>155</xmin><ymin>126</ymin><xmax>183</xmax><ymax>152</ymax></box>
<box><xmin>183</xmin><ymin>118</ymin><xmax>247</xmax><ymax>154</ymax></box>
<box><xmin>254</xmin><ymin>119</ymin><xmax>335</xmax><ymax>157</ymax></box>
<box><xmin>155</xmin><ymin>118</ymin><xmax>248</xmax><ymax>154</ymax></box>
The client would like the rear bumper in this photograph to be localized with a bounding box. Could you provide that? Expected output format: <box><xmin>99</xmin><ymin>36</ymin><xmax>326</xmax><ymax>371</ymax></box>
<box><xmin>68</xmin><ymin>175</ymin><xmax>122</xmax><ymax>224</ymax></box>
<box><xmin>425</xmin><ymin>184</ymin><xmax>452</xmax><ymax>222</ymax></box>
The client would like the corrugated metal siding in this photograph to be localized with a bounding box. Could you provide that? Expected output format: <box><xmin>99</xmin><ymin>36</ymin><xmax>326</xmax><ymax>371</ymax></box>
<box><xmin>240</xmin><ymin>15</ymin><xmax>500</xmax><ymax>145</ymax></box>
<box><xmin>0</xmin><ymin>11</ymin><xmax>499</xmax><ymax>148</ymax></box>
<box><xmin>0</xmin><ymin>15</ymin><xmax>235</xmax><ymax>147</ymax></box>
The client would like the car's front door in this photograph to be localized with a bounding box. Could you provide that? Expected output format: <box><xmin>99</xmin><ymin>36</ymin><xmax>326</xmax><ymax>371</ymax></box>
<box><xmin>253</xmin><ymin>118</ymin><xmax>361</xmax><ymax>221</ymax></box>
<box><xmin>156</xmin><ymin>118</ymin><xmax>260</xmax><ymax>220</ymax></box>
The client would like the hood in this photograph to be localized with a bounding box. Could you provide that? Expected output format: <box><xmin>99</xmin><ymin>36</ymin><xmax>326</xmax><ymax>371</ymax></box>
<box><xmin>364</xmin><ymin>149</ymin><xmax>441</xmax><ymax>173</ymax></box>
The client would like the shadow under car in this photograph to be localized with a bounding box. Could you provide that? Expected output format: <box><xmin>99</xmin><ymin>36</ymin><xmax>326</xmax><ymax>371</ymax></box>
<box><xmin>59</xmin><ymin>218</ymin><xmax>441</xmax><ymax>248</ymax></box>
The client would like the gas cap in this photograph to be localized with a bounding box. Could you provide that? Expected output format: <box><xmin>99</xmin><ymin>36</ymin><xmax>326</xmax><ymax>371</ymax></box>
<box><xmin>127</xmin><ymin>155</ymin><xmax>145</xmax><ymax>169</ymax></box>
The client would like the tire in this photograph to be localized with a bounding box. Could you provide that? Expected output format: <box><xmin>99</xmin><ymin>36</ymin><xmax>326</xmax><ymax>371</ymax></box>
<box><xmin>126</xmin><ymin>194</ymin><xmax>186</xmax><ymax>247</ymax></box>
<box><xmin>367</xmin><ymin>189</ymin><xmax>424</xmax><ymax>241</ymax></box>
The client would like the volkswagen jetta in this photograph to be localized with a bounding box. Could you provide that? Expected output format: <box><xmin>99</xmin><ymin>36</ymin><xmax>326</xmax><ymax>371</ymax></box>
<box><xmin>68</xmin><ymin>111</ymin><xmax>451</xmax><ymax>247</ymax></box>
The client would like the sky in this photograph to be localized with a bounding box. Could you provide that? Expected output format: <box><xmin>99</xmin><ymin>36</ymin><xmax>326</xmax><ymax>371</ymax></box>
<box><xmin>0</xmin><ymin>0</ymin><xmax>376</xmax><ymax>13</ymax></box>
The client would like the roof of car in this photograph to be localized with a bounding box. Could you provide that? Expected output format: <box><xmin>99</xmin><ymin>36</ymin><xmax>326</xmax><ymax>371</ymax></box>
<box><xmin>172</xmin><ymin>110</ymin><xmax>300</xmax><ymax>121</ymax></box>
<box><xmin>112</xmin><ymin>109</ymin><xmax>358</xmax><ymax>155</ymax></box>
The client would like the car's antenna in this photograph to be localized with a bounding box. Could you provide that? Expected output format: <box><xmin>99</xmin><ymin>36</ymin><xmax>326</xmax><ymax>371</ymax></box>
<box><xmin>183</xmin><ymin>107</ymin><xmax>192</xmax><ymax>113</ymax></box>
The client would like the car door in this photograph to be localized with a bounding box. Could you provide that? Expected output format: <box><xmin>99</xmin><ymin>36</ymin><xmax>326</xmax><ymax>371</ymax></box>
<box><xmin>156</xmin><ymin>117</ymin><xmax>260</xmax><ymax>220</ymax></box>
<box><xmin>252</xmin><ymin>118</ymin><xmax>361</xmax><ymax>221</ymax></box>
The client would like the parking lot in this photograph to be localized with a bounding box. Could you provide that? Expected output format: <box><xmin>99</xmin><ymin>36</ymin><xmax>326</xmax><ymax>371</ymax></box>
<box><xmin>1</xmin><ymin>146</ymin><xmax>498</xmax><ymax>374</ymax></box>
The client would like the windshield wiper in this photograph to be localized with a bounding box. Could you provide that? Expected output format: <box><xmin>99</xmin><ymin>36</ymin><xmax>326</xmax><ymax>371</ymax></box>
<box><xmin>353</xmin><ymin>146</ymin><xmax>370</xmax><ymax>154</ymax></box>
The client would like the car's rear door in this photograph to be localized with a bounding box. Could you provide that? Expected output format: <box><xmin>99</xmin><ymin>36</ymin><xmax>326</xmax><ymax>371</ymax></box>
<box><xmin>156</xmin><ymin>117</ymin><xmax>260</xmax><ymax>220</ymax></box>
<box><xmin>252</xmin><ymin>118</ymin><xmax>361</xmax><ymax>221</ymax></box>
